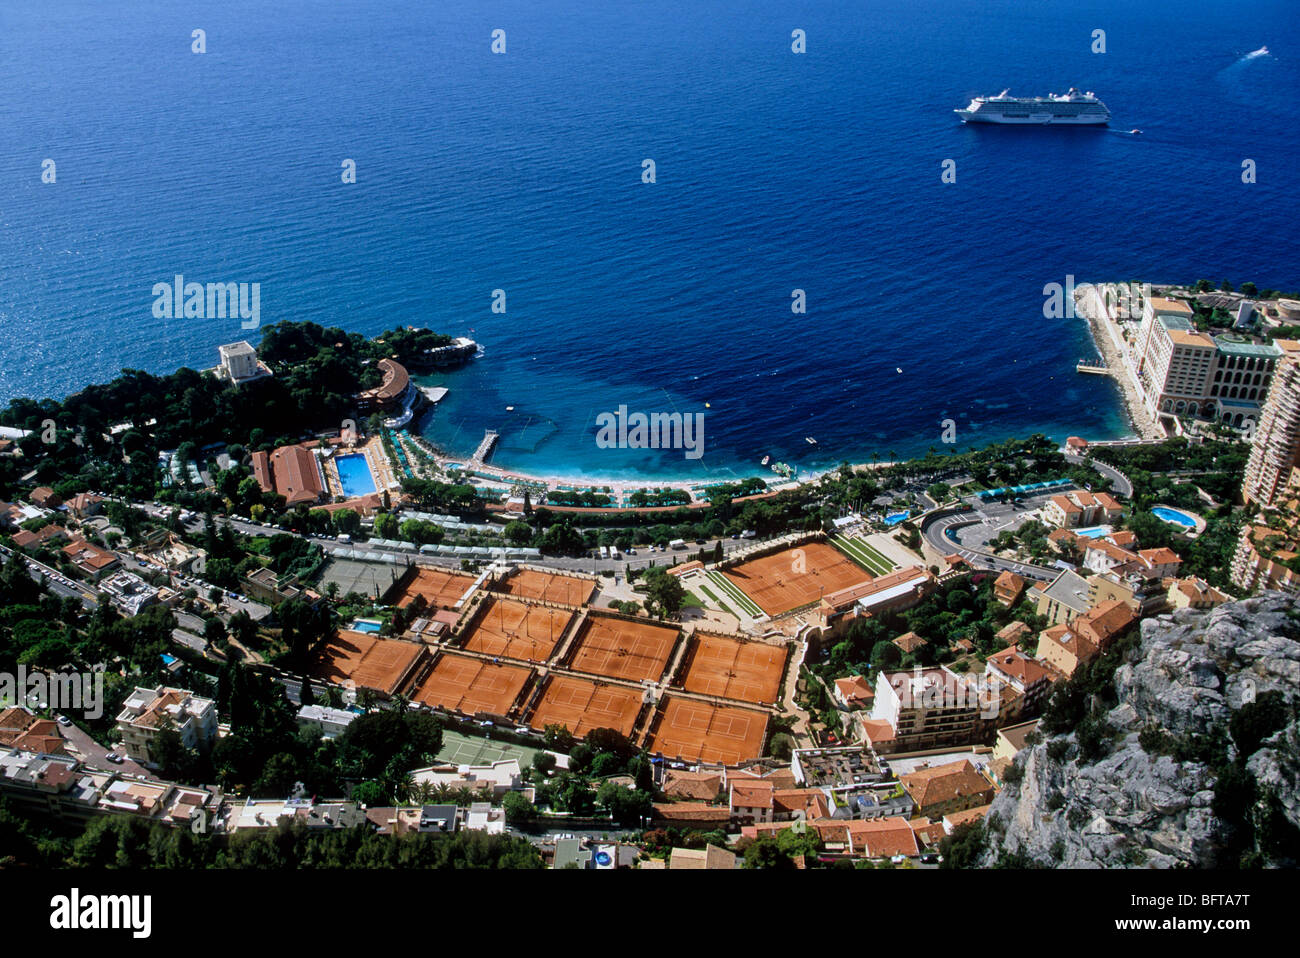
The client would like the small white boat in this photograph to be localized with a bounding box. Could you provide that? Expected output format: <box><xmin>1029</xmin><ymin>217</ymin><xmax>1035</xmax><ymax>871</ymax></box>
<box><xmin>805</xmin><ymin>436</ymin><xmax>818</xmax><ymax>445</ymax></box>
<box><xmin>1130</xmin><ymin>128</ymin><xmax>1142</xmax><ymax>134</ymax></box>
<box><xmin>896</xmin><ymin>367</ymin><xmax>903</xmax><ymax>373</ymax></box>
<box><xmin>761</xmin><ymin>455</ymin><xmax>770</xmax><ymax>465</ymax></box>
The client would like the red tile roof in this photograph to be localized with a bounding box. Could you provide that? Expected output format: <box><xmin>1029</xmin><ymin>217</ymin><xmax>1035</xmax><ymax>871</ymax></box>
<box><xmin>730</xmin><ymin>780</ymin><xmax>775</xmax><ymax>808</ymax></box>
<box><xmin>900</xmin><ymin>760</ymin><xmax>994</xmax><ymax>810</ymax></box>
<box><xmin>661</xmin><ymin>770</ymin><xmax>723</xmax><ymax>802</ymax></box>
<box><xmin>269</xmin><ymin>445</ymin><xmax>324</xmax><ymax>506</ymax></box>
<box><xmin>848</xmin><ymin>817</ymin><xmax>920</xmax><ymax>858</ymax></box>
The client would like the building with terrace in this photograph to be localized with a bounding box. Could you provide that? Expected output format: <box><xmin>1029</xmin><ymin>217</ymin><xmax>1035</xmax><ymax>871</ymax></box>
<box><xmin>115</xmin><ymin>686</ymin><xmax>218</xmax><ymax>765</ymax></box>
<box><xmin>215</xmin><ymin>341</ymin><xmax>272</xmax><ymax>385</ymax></box>
<box><xmin>1243</xmin><ymin>342</ymin><xmax>1300</xmax><ymax>507</ymax></box>
<box><xmin>1132</xmin><ymin>301</ymin><xmax>1282</xmax><ymax>423</ymax></box>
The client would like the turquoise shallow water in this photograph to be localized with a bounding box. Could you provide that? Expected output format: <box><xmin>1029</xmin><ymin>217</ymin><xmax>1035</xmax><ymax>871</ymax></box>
<box><xmin>1</xmin><ymin>0</ymin><xmax>1296</xmax><ymax>481</ymax></box>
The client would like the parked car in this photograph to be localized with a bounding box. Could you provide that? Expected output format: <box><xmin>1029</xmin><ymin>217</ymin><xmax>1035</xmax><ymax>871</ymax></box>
<box><xmin>56</xmin><ymin>715</ymin><xmax>72</xmax><ymax>727</ymax></box>
<box><xmin>105</xmin><ymin>753</ymin><xmax>124</xmax><ymax>764</ymax></box>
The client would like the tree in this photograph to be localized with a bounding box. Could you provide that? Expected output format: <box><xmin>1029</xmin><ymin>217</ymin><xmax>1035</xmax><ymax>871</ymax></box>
<box><xmin>332</xmin><ymin>509</ymin><xmax>362</xmax><ymax>536</ymax></box>
<box><xmin>351</xmin><ymin>780</ymin><xmax>387</xmax><ymax>806</ymax></box>
<box><xmin>532</xmin><ymin>752</ymin><xmax>557</xmax><ymax>776</ymax></box>
<box><xmin>871</xmin><ymin>641</ymin><xmax>902</xmax><ymax>671</ymax></box>
<box><xmin>503</xmin><ymin>790</ymin><xmax>535</xmax><ymax>826</ymax></box>
<box><xmin>204</xmin><ymin>617</ymin><xmax>227</xmax><ymax>647</ymax></box>
<box><xmin>939</xmin><ymin>820</ymin><xmax>986</xmax><ymax>868</ymax></box>
<box><xmin>596</xmin><ymin>782</ymin><xmax>653</xmax><ymax>825</ymax></box>
<box><xmin>504</xmin><ymin>520</ymin><xmax>533</xmax><ymax>546</ymax></box>
<box><xmin>641</xmin><ymin>565</ymin><xmax>686</xmax><ymax>619</ymax></box>
<box><xmin>568</xmin><ymin>744</ymin><xmax>593</xmax><ymax>775</ymax></box>
<box><xmin>770</xmin><ymin>733</ymin><xmax>794</xmax><ymax>761</ymax></box>
<box><xmin>542</xmin><ymin>724</ymin><xmax>574</xmax><ymax>750</ymax></box>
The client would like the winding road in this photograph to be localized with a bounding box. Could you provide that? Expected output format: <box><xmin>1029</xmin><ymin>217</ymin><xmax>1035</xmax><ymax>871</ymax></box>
<box><xmin>922</xmin><ymin>454</ymin><xmax>1132</xmax><ymax>582</ymax></box>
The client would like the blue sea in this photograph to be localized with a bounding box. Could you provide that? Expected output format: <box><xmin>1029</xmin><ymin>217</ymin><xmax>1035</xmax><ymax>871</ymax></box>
<box><xmin>2</xmin><ymin>0</ymin><xmax>1297</xmax><ymax>482</ymax></box>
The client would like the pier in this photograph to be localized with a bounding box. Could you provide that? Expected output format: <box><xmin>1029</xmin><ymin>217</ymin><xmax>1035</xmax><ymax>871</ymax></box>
<box><xmin>469</xmin><ymin>429</ymin><xmax>499</xmax><ymax>465</ymax></box>
<box><xmin>1076</xmin><ymin>360</ymin><xmax>1109</xmax><ymax>375</ymax></box>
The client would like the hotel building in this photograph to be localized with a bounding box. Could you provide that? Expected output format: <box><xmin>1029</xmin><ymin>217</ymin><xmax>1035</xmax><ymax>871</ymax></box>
<box><xmin>1132</xmin><ymin>298</ymin><xmax>1282</xmax><ymax>424</ymax></box>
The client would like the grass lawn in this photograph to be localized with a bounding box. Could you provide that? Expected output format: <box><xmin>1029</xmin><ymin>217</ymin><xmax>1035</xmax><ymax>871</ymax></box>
<box><xmin>696</xmin><ymin>583</ymin><xmax>738</xmax><ymax>620</ymax></box>
<box><xmin>832</xmin><ymin>535</ymin><xmax>897</xmax><ymax>576</ymax></box>
<box><xmin>706</xmin><ymin>570</ymin><xmax>764</xmax><ymax>618</ymax></box>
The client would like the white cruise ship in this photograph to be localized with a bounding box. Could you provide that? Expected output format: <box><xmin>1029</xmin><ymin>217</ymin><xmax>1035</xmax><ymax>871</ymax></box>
<box><xmin>954</xmin><ymin>88</ymin><xmax>1111</xmax><ymax>125</ymax></box>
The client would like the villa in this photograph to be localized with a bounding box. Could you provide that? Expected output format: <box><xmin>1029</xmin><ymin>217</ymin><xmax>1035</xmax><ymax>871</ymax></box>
<box><xmin>214</xmin><ymin>341</ymin><xmax>273</xmax><ymax>386</ymax></box>
<box><xmin>1041</xmin><ymin>490</ymin><xmax>1123</xmax><ymax>530</ymax></box>
<box><xmin>116</xmin><ymin>686</ymin><xmax>218</xmax><ymax>766</ymax></box>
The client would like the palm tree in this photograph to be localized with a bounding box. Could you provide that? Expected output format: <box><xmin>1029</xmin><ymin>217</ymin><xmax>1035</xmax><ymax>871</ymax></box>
<box><xmin>393</xmin><ymin>772</ymin><xmax>416</xmax><ymax>805</ymax></box>
<box><xmin>409</xmin><ymin>781</ymin><xmax>437</xmax><ymax>805</ymax></box>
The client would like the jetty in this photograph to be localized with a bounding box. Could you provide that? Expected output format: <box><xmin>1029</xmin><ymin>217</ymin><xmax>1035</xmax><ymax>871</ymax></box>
<box><xmin>1076</xmin><ymin>360</ymin><xmax>1108</xmax><ymax>375</ymax></box>
<box><xmin>469</xmin><ymin>429</ymin><xmax>499</xmax><ymax>465</ymax></box>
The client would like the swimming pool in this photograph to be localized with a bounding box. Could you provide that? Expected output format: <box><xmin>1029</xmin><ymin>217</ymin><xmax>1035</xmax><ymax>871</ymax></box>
<box><xmin>1073</xmin><ymin>525</ymin><xmax>1112</xmax><ymax>539</ymax></box>
<box><xmin>884</xmin><ymin>511</ymin><xmax>910</xmax><ymax>525</ymax></box>
<box><xmin>336</xmin><ymin>453</ymin><xmax>378</xmax><ymax>498</ymax></box>
<box><xmin>1152</xmin><ymin>507</ymin><xmax>1197</xmax><ymax>529</ymax></box>
<box><xmin>350</xmin><ymin>619</ymin><xmax>383</xmax><ymax>634</ymax></box>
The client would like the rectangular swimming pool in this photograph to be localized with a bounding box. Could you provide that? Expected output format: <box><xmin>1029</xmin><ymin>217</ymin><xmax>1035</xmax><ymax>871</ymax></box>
<box><xmin>336</xmin><ymin>453</ymin><xmax>378</xmax><ymax>498</ymax></box>
<box><xmin>1073</xmin><ymin>525</ymin><xmax>1112</xmax><ymax>539</ymax></box>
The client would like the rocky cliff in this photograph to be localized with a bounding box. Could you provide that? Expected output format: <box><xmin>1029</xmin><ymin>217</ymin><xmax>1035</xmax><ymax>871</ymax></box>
<box><xmin>981</xmin><ymin>593</ymin><xmax>1300</xmax><ymax>868</ymax></box>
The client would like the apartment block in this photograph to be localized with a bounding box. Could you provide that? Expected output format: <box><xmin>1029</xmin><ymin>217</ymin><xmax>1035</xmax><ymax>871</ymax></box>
<box><xmin>116</xmin><ymin>686</ymin><xmax>218</xmax><ymax>765</ymax></box>
<box><xmin>1243</xmin><ymin>343</ymin><xmax>1300</xmax><ymax>507</ymax></box>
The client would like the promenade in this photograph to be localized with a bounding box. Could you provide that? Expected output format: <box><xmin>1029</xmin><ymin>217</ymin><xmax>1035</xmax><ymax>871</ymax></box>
<box><xmin>1075</xmin><ymin>284</ymin><xmax>1165</xmax><ymax>441</ymax></box>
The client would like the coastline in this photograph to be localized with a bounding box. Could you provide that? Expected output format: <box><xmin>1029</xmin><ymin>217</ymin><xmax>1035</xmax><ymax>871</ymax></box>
<box><xmin>1076</xmin><ymin>287</ymin><xmax>1166</xmax><ymax>442</ymax></box>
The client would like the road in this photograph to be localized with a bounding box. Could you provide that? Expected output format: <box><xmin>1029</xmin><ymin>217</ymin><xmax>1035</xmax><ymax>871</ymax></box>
<box><xmin>132</xmin><ymin>496</ymin><xmax>756</xmax><ymax>579</ymax></box>
<box><xmin>0</xmin><ymin>542</ymin><xmax>98</xmax><ymax>610</ymax></box>
<box><xmin>923</xmin><ymin>505</ymin><xmax>1059</xmax><ymax>581</ymax></box>
<box><xmin>57</xmin><ymin>718</ymin><xmax>150</xmax><ymax>778</ymax></box>
<box><xmin>921</xmin><ymin>453</ymin><xmax>1138</xmax><ymax>581</ymax></box>
<box><xmin>1066</xmin><ymin>452</ymin><xmax>1132</xmax><ymax>498</ymax></box>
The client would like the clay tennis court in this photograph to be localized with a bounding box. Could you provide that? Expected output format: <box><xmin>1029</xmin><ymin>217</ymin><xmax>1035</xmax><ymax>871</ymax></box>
<box><xmin>721</xmin><ymin>542</ymin><xmax>872</xmax><ymax>617</ymax></box>
<box><xmin>567</xmin><ymin>614</ymin><xmax>680</xmax><ymax>683</ymax></box>
<box><xmin>648</xmin><ymin>696</ymin><xmax>769</xmax><ymax>765</ymax></box>
<box><xmin>496</xmin><ymin>568</ymin><xmax>595</xmax><ymax>607</ymax></box>
<box><xmin>681</xmin><ymin>633</ymin><xmax>788</xmax><ymax>705</ymax></box>
<box><xmin>528</xmin><ymin>675</ymin><xmax>644</xmax><ymax>738</ymax></box>
<box><xmin>462</xmin><ymin>596</ymin><xmax>573</xmax><ymax>662</ymax></box>
<box><xmin>390</xmin><ymin>566</ymin><xmax>479</xmax><ymax>610</ymax></box>
<box><xmin>411</xmin><ymin>653</ymin><xmax>533</xmax><ymax>717</ymax></box>
<box><xmin>311</xmin><ymin>630</ymin><xmax>426</xmax><ymax>695</ymax></box>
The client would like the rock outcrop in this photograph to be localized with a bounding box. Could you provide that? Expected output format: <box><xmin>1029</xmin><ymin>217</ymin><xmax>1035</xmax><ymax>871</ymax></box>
<box><xmin>982</xmin><ymin>593</ymin><xmax>1300</xmax><ymax>868</ymax></box>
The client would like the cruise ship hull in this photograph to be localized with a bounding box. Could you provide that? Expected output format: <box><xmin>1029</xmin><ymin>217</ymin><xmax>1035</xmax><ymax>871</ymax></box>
<box><xmin>955</xmin><ymin>110</ymin><xmax>1109</xmax><ymax>125</ymax></box>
